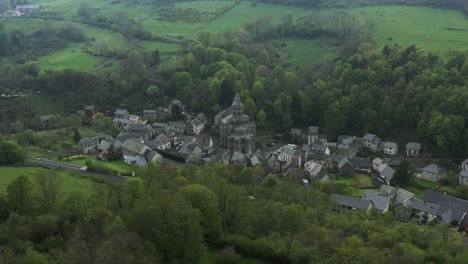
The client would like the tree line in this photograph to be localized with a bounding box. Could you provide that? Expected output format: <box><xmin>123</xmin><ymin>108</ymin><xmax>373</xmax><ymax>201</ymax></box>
<box><xmin>0</xmin><ymin>163</ymin><xmax>467</xmax><ymax>263</ymax></box>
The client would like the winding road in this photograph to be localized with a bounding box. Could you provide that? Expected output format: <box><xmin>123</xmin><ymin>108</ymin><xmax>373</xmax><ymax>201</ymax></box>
<box><xmin>27</xmin><ymin>158</ymin><xmax>128</xmax><ymax>183</ymax></box>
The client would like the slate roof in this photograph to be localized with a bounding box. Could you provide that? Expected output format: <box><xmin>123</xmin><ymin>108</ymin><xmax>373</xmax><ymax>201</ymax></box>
<box><xmin>338</xmin><ymin>157</ymin><xmax>350</xmax><ymax>169</ymax></box>
<box><xmin>78</xmin><ymin>137</ymin><xmax>95</xmax><ymax>147</ymax></box>
<box><xmin>362</xmin><ymin>190</ymin><xmax>389</xmax><ymax>212</ymax></box>
<box><xmin>331</xmin><ymin>194</ymin><xmax>372</xmax><ymax>210</ymax></box>
<box><xmin>410</xmin><ymin>198</ymin><xmax>440</xmax><ymax>215</ymax></box>
<box><xmin>423</xmin><ymin>190</ymin><xmax>468</xmax><ymax>223</ymax></box>
<box><xmin>283</xmin><ymin>146</ymin><xmax>301</xmax><ymax>158</ymax></box>
<box><xmin>406</xmin><ymin>142</ymin><xmax>422</xmax><ymax>150</ymax></box>
<box><xmin>462</xmin><ymin>159</ymin><xmax>468</xmax><ymax>165</ymax></box>
<box><xmin>155</xmin><ymin>134</ymin><xmax>171</xmax><ymax>146</ymax></box>
<box><xmin>97</xmin><ymin>141</ymin><xmax>112</xmax><ymax>152</ymax></box>
<box><xmin>168</xmin><ymin>121</ymin><xmax>186</xmax><ymax>129</ymax></box>
<box><xmin>308</xmin><ymin>126</ymin><xmax>319</xmax><ymax>135</ymax></box>
<box><xmin>113</xmin><ymin>117</ymin><xmax>130</xmax><ymax>124</ymax></box>
<box><xmin>460</xmin><ymin>170</ymin><xmax>468</xmax><ymax>177</ymax></box>
<box><xmin>379</xmin><ymin>185</ymin><xmax>415</xmax><ymax>205</ymax></box>
<box><xmin>380</xmin><ymin>164</ymin><xmax>395</xmax><ymax>181</ymax></box>
<box><xmin>384</xmin><ymin>142</ymin><xmax>398</xmax><ymax>149</ymax></box>
<box><xmin>115</xmin><ymin>109</ymin><xmax>129</xmax><ymax>116</ymax></box>
<box><xmin>84</xmin><ymin>105</ymin><xmax>95</xmax><ymax>110</ymax></box>
<box><xmin>232</xmin><ymin>93</ymin><xmax>243</xmax><ymax>106</ymax></box>
<box><xmin>349</xmin><ymin>158</ymin><xmax>371</xmax><ymax>169</ymax></box>
<box><xmin>144</xmin><ymin>149</ymin><xmax>162</xmax><ymax>162</ymax></box>
<box><xmin>121</xmin><ymin>139</ymin><xmax>149</xmax><ymax>155</ymax></box>
<box><xmin>363</xmin><ymin>133</ymin><xmax>376</xmax><ymax>142</ymax></box>
<box><xmin>305</xmin><ymin>161</ymin><xmax>323</xmax><ymax>178</ymax></box>
<box><xmin>421</xmin><ymin>164</ymin><xmax>441</xmax><ymax>175</ymax></box>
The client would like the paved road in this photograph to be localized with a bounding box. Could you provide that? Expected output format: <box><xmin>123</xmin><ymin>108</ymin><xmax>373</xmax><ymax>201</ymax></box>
<box><xmin>27</xmin><ymin>158</ymin><xmax>128</xmax><ymax>183</ymax></box>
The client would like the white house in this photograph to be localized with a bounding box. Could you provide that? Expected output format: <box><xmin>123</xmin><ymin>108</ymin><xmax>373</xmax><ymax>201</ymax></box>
<box><xmin>363</xmin><ymin>133</ymin><xmax>381</xmax><ymax>152</ymax></box>
<box><xmin>383</xmin><ymin>142</ymin><xmax>398</xmax><ymax>155</ymax></box>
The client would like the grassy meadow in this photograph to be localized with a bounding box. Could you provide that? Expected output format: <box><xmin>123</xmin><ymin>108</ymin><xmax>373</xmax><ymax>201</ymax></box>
<box><xmin>0</xmin><ymin>166</ymin><xmax>95</xmax><ymax>195</ymax></box>
<box><xmin>3</xmin><ymin>0</ymin><xmax>468</xmax><ymax>70</ymax></box>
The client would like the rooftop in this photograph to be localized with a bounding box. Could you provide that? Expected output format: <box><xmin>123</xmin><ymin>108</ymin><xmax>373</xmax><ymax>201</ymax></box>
<box><xmin>331</xmin><ymin>194</ymin><xmax>372</xmax><ymax>210</ymax></box>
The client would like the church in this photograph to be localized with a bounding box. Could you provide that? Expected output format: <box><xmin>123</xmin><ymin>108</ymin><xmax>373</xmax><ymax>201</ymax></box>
<box><xmin>215</xmin><ymin>94</ymin><xmax>256</xmax><ymax>154</ymax></box>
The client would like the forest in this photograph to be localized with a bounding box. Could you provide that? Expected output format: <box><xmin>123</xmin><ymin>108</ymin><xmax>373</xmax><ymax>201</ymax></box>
<box><xmin>0</xmin><ymin>0</ymin><xmax>468</xmax><ymax>262</ymax></box>
<box><xmin>1</xmin><ymin>163</ymin><xmax>467</xmax><ymax>264</ymax></box>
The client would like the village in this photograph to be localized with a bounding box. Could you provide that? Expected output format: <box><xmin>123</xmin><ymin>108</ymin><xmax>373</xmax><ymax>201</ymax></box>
<box><xmin>1</xmin><ymin>4</ymin><xmax>47</xmax><ymax>18</ymax></box>
<box><xmin>37</xmin><ymin>94</ymin><xmax>468</xmax><ymax>231</ymax></box>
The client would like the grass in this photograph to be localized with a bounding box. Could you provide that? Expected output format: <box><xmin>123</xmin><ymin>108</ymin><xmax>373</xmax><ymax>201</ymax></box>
<box><xmin>349</xmin><ymin>6</ymin><xmax>468</xmax><ymax>52</ymax></box>
<box><xmin>65</xmin><ymin>158</ymin><xmax>132</xmax><ymax>174</ymax></box>
<box><xmin>0</xmin><ymin>166</ymin><xmax>95</xmax><ymax>195</ymax></box>
<box><xmin>36</xmin><ymin>43</ymin><xmax>103</xmax><ymax>71</ymax></box>
<box><xmin>354</xmin><ymin>174</ymin><xmax>375</xmax><ymax>189</ymax></box>
<box><xmin>275</xmin><ymin>37</ymin><xmax>339</xmax><ymax>68</ymax></box>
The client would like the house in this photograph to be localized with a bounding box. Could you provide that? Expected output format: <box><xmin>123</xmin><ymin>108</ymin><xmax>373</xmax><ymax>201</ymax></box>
<box><xmin>188</xmin><ymin>145</ymin><xmax>203</xmax><ymax>163</ymax></box>
<box><xmin>423</xmin><ymin>190</ymin><xmax>468</xmax><ymax>226</ymax></box>
<box><xmin>459</xmin><ymin>169</ymin><xmax>468</xmax><ymax>185</ymax></box>
<box><xmin>124</xmin><ymin>148</ymin><xmax>163</xmax><ymax>166</ymax></box>
<box><xmin>168</xmin><ymin>121</ymin><xmax>186</xmax><ymax>134</ymax></box>
<box><xmin>266</xmin><ymin>152</ymin><xmax>286</xmax><ymax>173</ymax></box>
<box><xmin>186</xmin><ymin>114</ymin><xmax>206</xmax><ymax>135</ymax></box>
<box><xmin>307</xmin><ymin>126</ymin><xmax>319</xmax><ymax>145</ymax></box>
<box><xmin>198</xmin><ymin>134</ymin><xmax>214</xmax><ymax>154</ymax></box>
<box><xmin>122</xmin><ymin>123</ymin><xmax>154</xmax><ymax>140</ymax></box>
<box><xmin>378</xmin><ymin>164</ymin><xmax>395</xmax><ymax>185</ymax></box>
<box><xmin>325</xmin><ymin>155</ymin><xmax>347</xmax><ymax>170</ymax></box>
<box><xmin>290</xmin><ymin>128</ymin><xmax>304</xmax><ymax>144</ymax></box>
<box><xmin>336</xmin><ymin>135</ymin><xmax>359</xmax><ymax>158</ymax></box>
<box><xmin>338</xmin><ymin>157</ymin><xmax>354</xmax><ymax>176</ymax></box>
<box><xmin>304</xmin><ymin>161</ymin><xmax>324</xmax><ymax>179</ymax></box>
<box><xmin>39</xmin><ymin>115</ymin><xmax>51</xmax><ymax>129</ymax></box>
<box><xmin>230</xmin><ymin>151</ymin><xmax>248</xmax><ymax>167</ymax></box>
<box><xmin>460</xmin><ymin>159</ymin><xmax>468</xmax><ymax>185</ymax></box>
<box><xmin>378</xmin><ymin>185</ymin><xmax>415</xmax><ymax>207</ymax></box>
<box><xmin>114</xmin><ymin>109</ymin><xmax>129</xmax><ymax>119</ymax></box>
<box><xmin>383</xmin><ymin>142</ymin><xmax>398</xmax><ymax>155</ymax></box>
<box><xmin>362</xmin><ymin>133</ymin><xmax>381</xmax><ymax>152</ymax></box>
<box><xmin>330</xmin><ymin>193</ymin><xmax>373</xmax><ymax>213</ymax></box>
<box><xmin>406</xmin><ymin>142</ymin><xmax>422</xmax><ymax>157</ymax></box>
<box><xmin>15</xmin><ymin>5</ymin><xmax>43</xmax><ymax>15</ymax></box>
<box><xmin>153</xmin><ymin>134</ymin><xmax>171</xmax><ymax>151</ymax></box>
<box><xmin>362</xmin><ymin>190</ymin><xmax>389</xmax><ymax>213</ymax></box>
<box><xmin>5</xmin><ymin>10</ymin><xmax>21</xmax><ymax>17</ymax></box>
<box><xmin>281</xmin><ymin>145</ymin><xmax>302</xmax><ymax>168</ymax></box>
<box><xmin>462</xmin><ymin>159</ymin><xmax>468</xmax><ymax>170</ymax></box>
<box><xmin>129</xmin><ymin>115</ymin><xmax>140</xmax><ymax>124</ymax></box>
<box><xmin>419</xmin><ymin>164</ymin><xmax>443</xmax><ymax>183</ymax></box>
<box><xmin>113</xmin><ymin>117</ymin><xmax>130</xmax><ymax>128</ymax></box>
<box><xmin>84</xmin><ymin>105</ymin><xmax>97</xmax><ymax>118</ymax></box>
<box><xmin>121</xmin><ymin>138</ymin><xmax>151</xmax><ymax>157</ymax></box>
<box><xmin>77</xmin><ymin>138</ymin><xmax>97</xmax><ymax>154</ymax></box>
<box><xmin>372</xmin><ymin>157</ymin><xmax>383</xmax><ymax>172</ymax></box>
<box><xmin>410</xmin><ymin>198</ymin><xmax>440</xmax><ymax>225</ymax></box>
<box><xmin>96</xmin><ymin>139</ymin><xmax>119</xmax><ymax>161</ymax></box>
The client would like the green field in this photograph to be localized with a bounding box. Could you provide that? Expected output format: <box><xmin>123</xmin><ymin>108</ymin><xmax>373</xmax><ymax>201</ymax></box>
<box><xmin>66</xmin><ymin>158</ymin><xmax>132</xmax><ymax>174</ymax></box>
<box><xmin>0</xmin><ymin>166</ymin><xmax>95</xmax><ymax>195</ymax></box>
<box><xmin>4</xmin><ymin>1</ymin><xmax>468</xmax><ymax>70</ymax></box>
<box><xmin>275</xmin><ymin>37</ymin><xmax>339</xmax><ymax>68</ymax></box>
<box><xmin>350</xmin><ymin>6</ymin><xmax>468</xmax><ymax>52</ymax></box>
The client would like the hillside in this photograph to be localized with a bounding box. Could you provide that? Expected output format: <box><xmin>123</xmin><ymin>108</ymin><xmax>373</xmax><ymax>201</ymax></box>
<box><xmin>2</xmin><ymin>1</ymin><xmax>468</xmax><ymax>71</ymax></box>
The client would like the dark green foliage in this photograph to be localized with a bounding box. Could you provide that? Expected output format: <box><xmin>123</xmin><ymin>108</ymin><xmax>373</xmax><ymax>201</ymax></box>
<box><xmin>391</xmin><ymin>160</ymin><xmax>414</xmax><ymax>187</ymax></box>
<box><xmin>7</xmin><ymin>174</ymin><xmax>35</xmax><ymax>215</ymax></box>
<box><xmin>0</xmin><ymin>140</ymin><xmax>24</xmax><ymax>165</ymax></box>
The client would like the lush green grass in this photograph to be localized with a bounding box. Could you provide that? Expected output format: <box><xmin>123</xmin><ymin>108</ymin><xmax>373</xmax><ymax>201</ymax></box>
<box><xmin>349</xmin><ymin>6</ymin><xmax>468</xmax><ymax>52</ymax></box>
<box><xmin>276</xmin><ymin>37</ymin><xmax>339</xmax><ymax>68</ymax></box>
<box><xmin>176</xmin><ymin>1</ymin><xmax>235</xmax><ymax>12</ymax></box>
<box><xmin>354</xmin><ymin>174</ymin><xmax>375</xmax><ymax>189</ymax></box>
<box><xmin>0</xmin><ymin>167</ymin><xmax>94</xmax><ymax>195</ymax></box>
<box><xmin>66</xmin><ymin>158</ymin><xmax>132</xmax><ymax>174</ymax></box>
<box><xmin>36</xmin><ymin>43</ymin><xmax>103</xmax><ymax>70</ymax></box>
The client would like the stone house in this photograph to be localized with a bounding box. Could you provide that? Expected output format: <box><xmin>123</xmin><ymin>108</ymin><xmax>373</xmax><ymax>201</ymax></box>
<box><xmin>281</xmin><ymin>145</ymin><xmax>302</xmax><ymax>168</ymax></box>
<box><xmin>114</xmin><ymin>109</ymin><xmax>129</xmax><ymax>119</ymax></box>
<box><xmin>336</xmin><ymin>135</ymin><xmax>359</xmax><ymax>158</ymax></box>
<box><xmin>362</xmin><ymin>190</ymin><xmax>390</xmax><ymax>214</ymax></box>
<box><xmin>338</xmin><ymin>157</ymin><xmax>354</xmax><ymax>176</ymax></box>
<box><xmin>77</xmin><ymin>137</ymin><xmax>97</xmax><ymax>154</ymax></box>
<box><xmin>383</xmin><ymin>142</ymin><xmax>398</xmax><ymax>155</ymax></box>
<box><xmin>330</xmin><ymin>193</ymin><xmax>373</xmax><ymax>213</ymax></box>
<box><xmin>363</xmin><ymin>133</ymin><xmax>381</xmax><ymax>152</ymax></box>
<box><xmin>121</xmin><ymin>138</ymin><xmax>151</xmax><ymax>157</ymax></box>
<box><xmin>460</xmin><ymin>159</ymin><xmax>468</xmax><ymax>185</ymax></box>
<box><xmin>154</xmin><ymin>134</ymin><xmax>171</xmax><ymax>151</ymax></box>
<box><xmin>379</xmin><ymin>164</ymin><xmax>395</xmax><ymax>185</ymax></box>
<box><xmin>406</xmin><ymin>142</ymin><xmax>422</xmax><ymax>157</ymax></box>
<box><xmin>419</xmin><ymin>164</ymin><xmax>443</xmax><ymax>183</ymax></box>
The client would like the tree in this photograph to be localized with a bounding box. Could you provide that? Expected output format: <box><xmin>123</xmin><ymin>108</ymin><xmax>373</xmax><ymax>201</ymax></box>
<box><xmin>391</xmin><ymin>160</ymin><xmax>414</xmax><ymax>187</ymax></box>
<box><xmin>177</xmin><ymin>184</ymin><xmax>221</xmax><ymax>242</ymax></box>
<box><xmin>124</xmin><ymin>177</ymin><xmax>144</xmax><ymax>208</ymax></box>
<box><xmin>37</xmin><ymin>173</ymin><xmax>63</xmax><ymax>213</ymax></box>
<box><xmin>243</xmin><ymin>98</ymin><xmax>257</xmax><ymax>119</ymax></box>
<box><xmin>0</xmin><ymin>140</ymin><xmax>24</xmax><ymax>165</ymax></box>
<box><xmin>7</xmin><ymin>174</ymin><xmax>35</xmax><ymax>215</ymax></box>
<box><xmin>256</xmin><ymin>109</ymin><xmax>267</xmax><ymax>130</ymax></box>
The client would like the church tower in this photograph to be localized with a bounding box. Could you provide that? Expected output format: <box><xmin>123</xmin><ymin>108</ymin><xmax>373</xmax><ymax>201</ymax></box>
<box><xmin>232</xmin><ymin>93</ymin><xmax>243</xmax><ymax>119</ymax></box>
